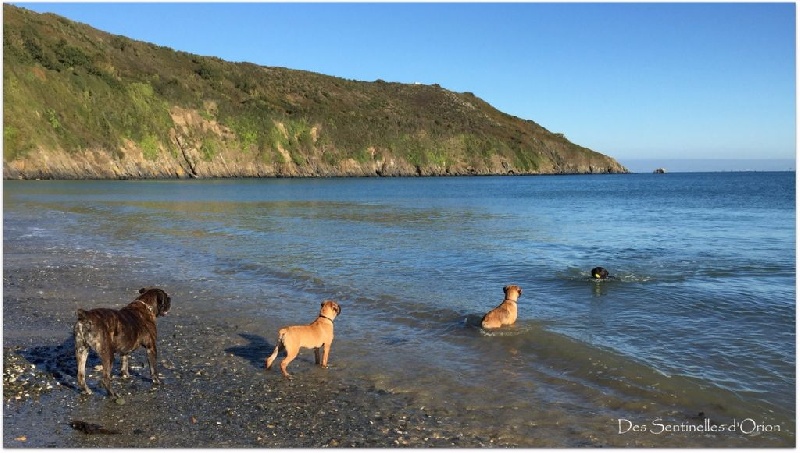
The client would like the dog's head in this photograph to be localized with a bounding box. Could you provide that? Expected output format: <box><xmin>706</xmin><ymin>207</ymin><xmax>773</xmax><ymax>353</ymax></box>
<box><xmin>137</xmin><ymin>287</ymin><xmax>172</xmax><ymax>316</ymax></box>
<box><xmin>319</xmin><ymin>300</ymin><xmax>341</xmax><ymax>321</ymax></box>
<box><xmin>591</xmin><ymin>267</ymin><xmax>609</xmax><ymax>280</ymax></box>
<box><xmin>503</xmin><ymin>285</ymin><xmax>523</xmax><ymax>300</ymax></box>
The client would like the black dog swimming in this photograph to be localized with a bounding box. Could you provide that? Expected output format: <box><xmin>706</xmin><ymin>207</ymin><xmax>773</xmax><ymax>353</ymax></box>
<box><xmin>590</xmin><ymin>267</ymin><xmax>615</xmax><ymax>280</ymax></box>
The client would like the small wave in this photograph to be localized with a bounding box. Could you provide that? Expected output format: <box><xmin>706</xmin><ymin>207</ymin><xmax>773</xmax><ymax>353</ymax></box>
<box><xmin>458</xmin><ymin>314</ymin><xmax>543</xmax><ymax>337</ymax></box>
<box><xmin>557</xmin><ymin>266</ymin><xmax>662</xmax><ymax>283</ymax></box>
<box><xmin>477</xmin><ymin>325</ymin><xmax>534</xmax><ymax>337</ymax></box>
<box><xmin>21</xmin><ymin>227</ymin><xmax>49</xmax><ymax>238</ymax></box>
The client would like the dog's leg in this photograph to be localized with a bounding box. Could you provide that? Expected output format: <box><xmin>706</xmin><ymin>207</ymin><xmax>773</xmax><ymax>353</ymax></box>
<box><xmin>314</xmin><ymin>347</ymin><xmax>321</xmax><ymax>365</ymax></box>
<box><xmin>146</xmin><ymin>344</ymin><xmax>160</xmax><ymax>385</ymax></box>
<box><xmin>120</xmin><ymin>354</ymin><xmax>130</xmax><ymax>379</ymax></box>
<box><xmin>279</xmin><ymin>348</ymin><xmax>299</xmax><ymax>379</ymax></box>
<box><xmin>75</xmin><ymin>340</ymin><xmax>92</xmax><ymax>395</ymax></box>
<box><xmin>99</xmin><ymin>344</ymin><xmax>117</xmax><ymax>397</ymax></box>
<box><xmin>320</xmin><ymin>343</ymin><xmax>331</xmax><ymax>368</ymax></box>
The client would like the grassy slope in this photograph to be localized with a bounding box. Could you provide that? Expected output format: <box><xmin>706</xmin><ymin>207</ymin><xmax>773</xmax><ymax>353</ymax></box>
<box><xmin>3</xmin><ymin>4</ymin><xmax>627</xmax><ymax>178</ymax></box>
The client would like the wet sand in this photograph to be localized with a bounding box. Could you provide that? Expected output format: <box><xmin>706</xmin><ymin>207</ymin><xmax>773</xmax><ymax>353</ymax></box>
<box><xmin>3</xmin><ymin>241</ymin><xmax>527</xmax><ymax>448</ymax></box>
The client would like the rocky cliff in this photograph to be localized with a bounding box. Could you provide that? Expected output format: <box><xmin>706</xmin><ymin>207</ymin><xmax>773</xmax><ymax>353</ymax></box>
<box><xmin>3</xmin><ymin>5</ymin><xmax>627</xmax><ymax>179</ymax></box>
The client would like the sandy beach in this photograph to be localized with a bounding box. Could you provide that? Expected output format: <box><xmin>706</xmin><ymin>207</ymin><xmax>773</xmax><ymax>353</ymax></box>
<box><xmin>3</xmin><ymin>238</ymin><xmax>538</xmax><ymax>448</ymax></box>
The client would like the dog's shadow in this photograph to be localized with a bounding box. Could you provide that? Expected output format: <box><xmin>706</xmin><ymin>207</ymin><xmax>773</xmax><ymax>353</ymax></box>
<box><xmin>225</xmin><ymin>333</ymin><xmax>275</xmax><ymax>370</ymax></box>
<box><xmin>15</xmin><ymin>336</ymin><xmax>160</xmax><ymax>393</ymax></box>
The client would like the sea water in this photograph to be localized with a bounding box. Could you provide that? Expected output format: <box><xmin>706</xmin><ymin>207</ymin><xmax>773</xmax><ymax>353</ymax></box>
<box><xmin>3</xmin><ymin>172</ymin><xmax>795</xmax><ymax>445</ymax></box>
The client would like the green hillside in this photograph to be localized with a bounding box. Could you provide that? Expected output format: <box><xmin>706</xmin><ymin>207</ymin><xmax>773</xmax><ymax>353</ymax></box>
<box><xmin>3</xmin><ymin>4</ymin><xmax>627</xmax><ymax>179</ymax></box>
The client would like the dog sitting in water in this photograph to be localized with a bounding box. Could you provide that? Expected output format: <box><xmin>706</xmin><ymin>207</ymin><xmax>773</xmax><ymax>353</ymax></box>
<box><xmin>74</xmin><ymin>287</ymin><xmax>171</xmax><ymax>396</ymax></box>
<box><xmin>480</xmin><ymin>285</ymin><xmax>523</xmax><ymax>329</ymax></box>
<box><xmin>265</xmin><ymin>300</ymin><xmax>341</xmax><ymax>379</ymax></box>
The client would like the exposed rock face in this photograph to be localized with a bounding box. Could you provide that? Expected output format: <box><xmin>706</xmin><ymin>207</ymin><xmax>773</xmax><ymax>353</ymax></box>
<box><xmin>3</xmin><ymin>105</ymin><xmax>627</xmax><ymax>179</ymax></box>
<box><xmin>3</xmin><ymin>145</ymin><xmax>626</xmax><ymax>179</ymax></box>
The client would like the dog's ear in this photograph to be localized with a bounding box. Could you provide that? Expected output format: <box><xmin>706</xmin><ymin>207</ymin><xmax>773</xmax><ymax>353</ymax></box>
<box><xmin>503</xmin><ymin>285</ymin><xmax>509</xmax><ymax>292</ymax></box>
<box><xmin>139</xmin><ymin>288</ymin><xmax>147</xmax><ymax>294</ymax></box>
<box><xmin>517</xmin><ymin>287</ymin><xmax>523</xmax><ymax>295</ymax></box>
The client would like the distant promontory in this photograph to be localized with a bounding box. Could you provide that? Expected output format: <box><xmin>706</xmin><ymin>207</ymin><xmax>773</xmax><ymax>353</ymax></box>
<box><xmin>3</xmin><ymin>5</ymin><xmax>628</xmax><ymax>179</ymax></box>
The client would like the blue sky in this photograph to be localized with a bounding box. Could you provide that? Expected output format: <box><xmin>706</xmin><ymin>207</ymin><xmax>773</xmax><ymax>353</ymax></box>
<box><xmin>13</xmin><ymin>2</ymin><xmax>797</xmax><ymax>169</ymax></box>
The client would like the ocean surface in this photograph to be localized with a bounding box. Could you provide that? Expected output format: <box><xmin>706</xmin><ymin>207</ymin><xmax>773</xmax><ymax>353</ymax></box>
<box><xmin>3</xmin><ymin>172</ymin><xmax>795</xmax><ymax>445</ymax></box>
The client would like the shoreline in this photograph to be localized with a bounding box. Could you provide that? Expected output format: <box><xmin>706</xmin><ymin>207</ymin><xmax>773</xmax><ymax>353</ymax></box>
<box><xmin>2</xmin><ymin>170</ymin><xmax>628</xmax><ymax>181</ymax></box>
<box><xmin>3</xmin><ymin>241</ymin><xmax>525</xmax><ymax>448</ymax></box>
<box><xmin>3</xmin><ymin>168</ymin><xmax>794</xmax><ymax>183</ymax></box>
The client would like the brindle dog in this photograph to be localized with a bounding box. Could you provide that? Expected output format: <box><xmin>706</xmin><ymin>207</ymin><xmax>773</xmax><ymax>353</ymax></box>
<box><xmin>74</xmin><ymin>287</ymin><xmax>171</xmax><ymax>396</ymax></box>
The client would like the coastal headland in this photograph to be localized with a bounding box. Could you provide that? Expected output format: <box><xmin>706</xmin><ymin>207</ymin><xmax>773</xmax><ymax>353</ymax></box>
<box><xmin>3</xmin><ymin>4</ymin><xmax>627</xmax><ymax>180</ymax></box>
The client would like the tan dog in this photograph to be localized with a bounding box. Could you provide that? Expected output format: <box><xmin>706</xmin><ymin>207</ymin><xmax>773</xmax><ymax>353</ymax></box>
<box><xmin>265</xmin><ymin>300</ymin><xmax>341</xmax><ymax>379</ymax></box>
<box><xmin>481</xmin><ymin>285</ymin><xmax>523</xmax><ymax>329</ymax></box>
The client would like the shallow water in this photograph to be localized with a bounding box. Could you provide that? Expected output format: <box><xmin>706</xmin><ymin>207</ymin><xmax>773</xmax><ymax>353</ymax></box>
<box><xmin>3</xmin><ymin>173</ymin><xmax>795</xmax><ymax>446</ymax></box>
